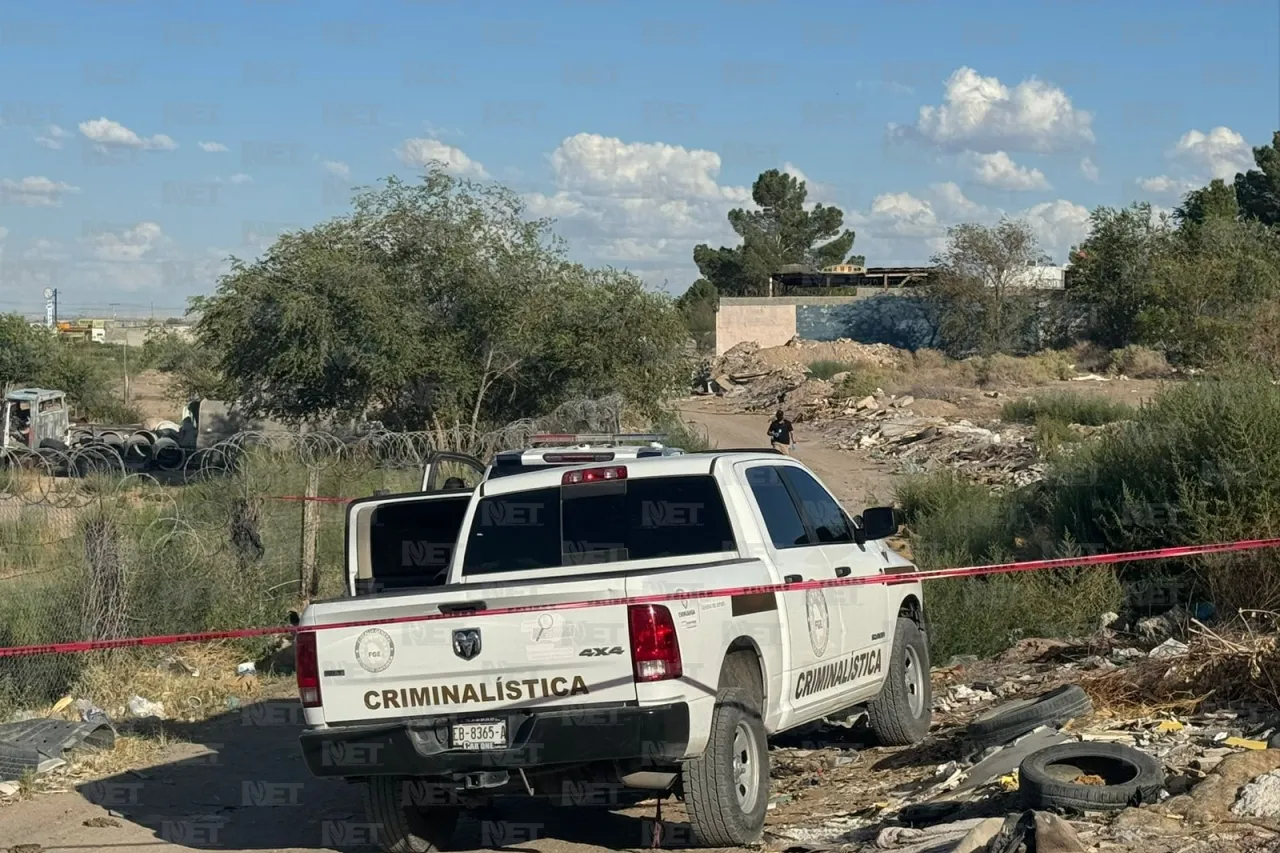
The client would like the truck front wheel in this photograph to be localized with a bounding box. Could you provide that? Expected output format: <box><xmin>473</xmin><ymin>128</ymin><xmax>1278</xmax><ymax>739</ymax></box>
<box><xmin>866</xmin><ymin>616</ymin><xmax>933</xmax><ymax>746</ymax></box>
<box><xmin>682</xmin><ymin>686</ymin><xmax>769</xmax><ymax>847</ymax></box>
<box><xmin>363</xmin><ymin>776</ymin><xmax>461</xmax><ymax>853</ymax></box>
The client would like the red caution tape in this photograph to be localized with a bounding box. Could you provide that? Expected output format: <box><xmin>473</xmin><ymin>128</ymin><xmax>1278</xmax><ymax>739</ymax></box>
<box><xmin>1</xmin><ymin>536</ymin><xmax>1277</xmax><ymax>659</ymax></box>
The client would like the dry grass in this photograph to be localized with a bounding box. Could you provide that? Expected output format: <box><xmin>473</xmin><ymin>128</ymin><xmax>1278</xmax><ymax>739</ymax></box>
<box><xmin>73</xmin><ymin>644</ymin><xmax>295</xmax><ymax>725</ymax></box>
<box><xmin>1083</xmin><ymin>617</ymin><xmax>1280</xmax><ymax>714</ymax></box>
<box><xmin>1109</xmin><ymin>345</ymin><xmax>1173</xmax><ymax>379</ymax></box>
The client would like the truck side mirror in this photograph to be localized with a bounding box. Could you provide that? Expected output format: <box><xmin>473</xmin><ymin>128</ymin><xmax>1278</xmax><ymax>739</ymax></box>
<box><xmin>860</xmin><ymin>506</ymin><xmax>900</xmax><ymax>541</ymax></box>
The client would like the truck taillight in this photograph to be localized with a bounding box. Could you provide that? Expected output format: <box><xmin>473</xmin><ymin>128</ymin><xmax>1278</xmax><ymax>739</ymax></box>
<box><xmin>562</xmin><ymin>466</ymin><xmax>627</xmax><ymax>485</ymax></box>
<box><xmin>628</xmin><ymin>604</ymin><xmax>682</xmax><ymax>682</ymax></box>
<box><xmin>295</xmin><ymin>630</ymin><xmax>322</xmax><ymax>708</ymax></box>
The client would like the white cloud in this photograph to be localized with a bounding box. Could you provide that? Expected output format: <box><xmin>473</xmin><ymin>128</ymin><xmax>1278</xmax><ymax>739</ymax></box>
<box><xmin>868</xmin><ymin>191</ymin><xmax>942</xmax><ymax>239</ymax></box>
<box><xmin>198</xmin><ymin>141</ymin><xmax>229</xmax><ymax>153</ymax></box>
<box><xmin>547</xmin><ymin>133</ymin><xmax>748</xmax><ymax>203</ymax></box>
<box><xmin>1080</xmin><ymin>157</ymin><xmax>1100</xmax><ymax>182</ymax></box>
<box><xmin>396</xmin><ymin>137</ymin><xmax>488</xmax><ymax>178</ymax></box>
<box><xmin>889</xmin><ymin>66</ymin><xmax>1094</xmax><ymax>154</ymax></box>
<box><xmin>79</xmin><ymin>118</ymin><xmax>177</xmax><ymax>151</ymax></box>
<box><xmin>964</xmin><ymin>151</ymin><xmax>1051</xmax><ymax>191</ymax></box>
<box><xmin>322</xmin><ymin>160</ymin><xmax>351</xmax><ymax>179</ymax></box>
<box><xmin>782</xmin><ymin>162</ymin><xmax>842</xmax><ymax>206</ymax></box>
<box><xmin>82</xmin><ymin>222</ymin><xmax>169</xmax><ymax>262</ymax></box>
<box><xmin>34</xmin><ymin>125</ymin><xmax>72</xmax><ymax>150</ymax></box>
<box><xmin>228</xmin><ymin>173</ymin><xmax>253</xmax><ymax>184</ymax></box>
<box><xmin>1022</xmin><ymin>200</ymin><xmax>1091</xmax><ymax>257</ymax></box>
<box><xmin>0</xmin><ymin>176</ymin><xmax>80</xmax><ymax>207</ymax></box>
<box><xmin>1137</xmin><ymin>175</ymin><xmax>1198</xmax><ymax>196</ymax></box>
<box><xmin>1171</xmin><ymin>126</ymin><xmax>1254</xmax><ymax>180</ymax></box>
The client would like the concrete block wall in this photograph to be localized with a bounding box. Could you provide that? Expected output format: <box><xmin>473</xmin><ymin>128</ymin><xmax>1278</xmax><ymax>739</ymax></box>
<box><xmin>716</xmin><ymin>292</ymin><xmax>932</xmax><ymax>354</ymax></box>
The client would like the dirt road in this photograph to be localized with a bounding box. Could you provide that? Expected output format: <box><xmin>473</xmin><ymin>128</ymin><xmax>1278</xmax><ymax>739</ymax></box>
<box><xmin>0</xmin><ymin>406</ymin><xmax>900</xmax><ymax>853</ymax></box>
<box><xmin>676</xmin><ymin>397</ymin><xmax>900</xmax><ymax>509</ymax></box>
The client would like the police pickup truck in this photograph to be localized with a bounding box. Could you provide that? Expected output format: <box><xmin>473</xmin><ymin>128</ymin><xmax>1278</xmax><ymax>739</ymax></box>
<box><xmin>295</xmin><ymin>447</ymin><xmax>930</xmax><ymax>852</ymax></box>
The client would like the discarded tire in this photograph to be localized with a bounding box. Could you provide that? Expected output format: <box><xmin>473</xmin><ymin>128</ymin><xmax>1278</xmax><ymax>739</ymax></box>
<box><xmin>1019</xmin><ymin>741</ymin><xmax>1165</xmax><ymax>812</ymax></box>
<box><xmin>964</xmin><ymin>685</ymin><xmax>1093</xmax><ymax>751</ymax></box>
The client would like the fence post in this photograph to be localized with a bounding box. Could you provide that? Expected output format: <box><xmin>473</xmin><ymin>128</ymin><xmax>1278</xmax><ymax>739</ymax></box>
<box><xmin>300</xmin><ymin>465</ymin><xmax>321</xmax><ymax>601</ymax></box>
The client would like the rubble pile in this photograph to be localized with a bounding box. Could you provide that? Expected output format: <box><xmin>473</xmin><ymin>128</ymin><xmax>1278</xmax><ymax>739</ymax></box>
<box><xmin>694</xmin><ymin>338</ymin><xmax>908</xmax><ymax>411</ymax></box>
<box><xmin>823</xmin><ymin>396</ymin><xmax>1044</xmax><ymax>490</ymax></box>
<box><xmin>767</xmin><ymin>618</ymin><xmax>1280</xmax><ymax>853</ymax></box>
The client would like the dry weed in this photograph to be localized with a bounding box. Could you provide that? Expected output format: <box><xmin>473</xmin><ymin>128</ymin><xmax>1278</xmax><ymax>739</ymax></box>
<box><xmin>1084</xmin><ymin>617</ymin><xmax>1280</xmax><ymax>714</ymax></box>
<box><xmin>1109</xmin><ymin>345</ymin><xmax>1172</xmax><ymax>379</ymax></box>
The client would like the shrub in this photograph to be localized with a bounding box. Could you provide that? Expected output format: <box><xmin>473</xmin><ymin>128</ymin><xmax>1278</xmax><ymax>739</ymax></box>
<box><xmin>911</xmin><ymin>348</ymin><xmax>952</xmax><ymax>371</ymax></box>
<box><xmin>974</xmin><ymin>350</ymin><xmax>1074</xmax><ymax>387</ymax></box>
<box><xmin>1000</xmin><ymin>391</ymin><xmax>1133</xmax><ymax>426</ymax></box>
<box><xmin>1041</xmin><ymin>376</ymin><xmax>1280</xmax><ymax>616</ymax></box>
<box><xmin>806</xmin><ymin>360</ymin><xmax>857</xmax><ymax>381</ymax></box>
<box><xmin>1109</xmin><ymin>345</ymin><xmax>1172</xmax><ymax>379</ymax></box>
<box><xmin>895</xmin><ymin>470</ymin><xmax>1123</xmax><ymax>660</ymax></box>
<box><xmin>834</xmin><ymin>370</ymin><xmax>886</xmax><ymax>399</ymax></box>
<box><xmin>652</xmin><ymin>409</ymin><xmax>712</xmax><ymax>452</ymax></box>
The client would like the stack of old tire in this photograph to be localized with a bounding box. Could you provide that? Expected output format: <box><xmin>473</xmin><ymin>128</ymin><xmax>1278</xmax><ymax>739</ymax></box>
<box><xmin>964</xmin><ymin>685</ymin><xmax>1166</xmax><ymax>813</ymax></box>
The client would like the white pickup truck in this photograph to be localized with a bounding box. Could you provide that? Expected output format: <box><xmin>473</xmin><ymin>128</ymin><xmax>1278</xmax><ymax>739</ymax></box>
<box><xmin>295</xmin><ymin>450</ymin><xmax>931</xmax><ymax>852</ymax></box>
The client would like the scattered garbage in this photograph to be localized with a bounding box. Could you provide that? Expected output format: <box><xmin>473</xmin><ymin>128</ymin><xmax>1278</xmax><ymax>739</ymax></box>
<box><xmin>126</xmin><ymin>696</ymin><xmax>165</xmax><ymax>720</ymax></box>
<box><xmin>236</xmin><ymin>661</ymin><xmax>257</xmax><ymax>677</ymax></box>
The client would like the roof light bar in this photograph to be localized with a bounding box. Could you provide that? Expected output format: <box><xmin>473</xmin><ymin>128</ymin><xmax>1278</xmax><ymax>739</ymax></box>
<box><xmin>531</xmin><ymin>433</ymin><xmax>668</xmax><ymax>446</ymax></box>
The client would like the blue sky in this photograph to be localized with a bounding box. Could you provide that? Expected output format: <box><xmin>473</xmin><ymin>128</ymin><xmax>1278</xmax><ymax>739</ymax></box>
<box><xmin>1</xmin><ymin>0</ymin><xmax>1277</xmax><ymax>318</ymax></box>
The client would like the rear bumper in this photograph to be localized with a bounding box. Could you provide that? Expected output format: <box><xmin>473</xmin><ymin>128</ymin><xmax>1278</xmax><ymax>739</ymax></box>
<box><xmin>299</xmin><ymin>702</ymin><xmax>690</xmax><ymax>779</ymax></box>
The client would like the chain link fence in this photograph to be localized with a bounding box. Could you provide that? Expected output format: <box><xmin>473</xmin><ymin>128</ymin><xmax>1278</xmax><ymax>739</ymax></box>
<box><xmin>0</xmin><ymin>396</ymin><xmax>627</xmax><ymax>714</ymax></box>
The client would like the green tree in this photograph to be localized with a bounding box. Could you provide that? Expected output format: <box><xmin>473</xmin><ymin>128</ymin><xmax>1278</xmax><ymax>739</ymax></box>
<box><xmin>675</xmin><ymin>278</ymin><xmax>718</xmax><ymax>352</ymax></box>
<box><xmin>193</xmin><ymin>168</ymin><xmax>691</xmax><ymax>433</ymax></box>
<box><xmin>0</xmin><ymin>315</ymin><xmax>56</xmax><ymax>390</ymax></box>
<box><xmin>1140</xmin><ymin>217</ymin><xmax>1280</xmax><ymax>367</ymax></box>
<box><xmin>931</xmin><ymin>219</ymin><xmax>1049</xmax><ymax>356</ymax></box>
<box><xmin>1174</xmin><ymin>178</ymin><xmax>1239</xmax><ymax>228</ymax></box>
<box><xmin>1234</xmin><ymin>131</ymin><xmax>1280</xmax><ymax>228</ymax></box>
<box><xmin>1068</xmin><ymin>202</ymin><xmax>1170</xmax><ymax>349</ymax></box>
<box><xmin>692</xmin><ymin>169</ymin><xmax>856</xmax><ymax>297</ymax></box>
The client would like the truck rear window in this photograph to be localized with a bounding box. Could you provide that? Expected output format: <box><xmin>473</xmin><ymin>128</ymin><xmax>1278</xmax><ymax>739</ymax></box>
<box><xmin>461</xmin><ymin>475</ymin><xmax>736</xmax><ymax>574</ymax></box>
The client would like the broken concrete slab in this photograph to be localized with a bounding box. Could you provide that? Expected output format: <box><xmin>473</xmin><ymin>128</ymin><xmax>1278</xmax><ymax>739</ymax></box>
<box><xmin>1140</xmin><ymin>749</ymin><xmax>1280</xmax><ymax>827</ymax></box>
<box><xmin>1232</xmin><ymin>769</ymin><xmax>1280</xmax><ymax>819</ymax></box>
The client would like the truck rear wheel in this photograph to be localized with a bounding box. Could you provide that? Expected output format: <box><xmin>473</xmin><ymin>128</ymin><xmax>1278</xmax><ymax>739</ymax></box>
<box><xmin>682</xmin><ymin>686</ymin><xmax>769</xmax><ymax>847</ymax></box>
<box><xmin>363</xmin><ymin>776</ymin><xmax>460</xmax><ymax>853</ymax></box>
<box><xmin>866</xmin><ymin>616</ymin><xmax>932</xmax><ymax>746</ymax></box>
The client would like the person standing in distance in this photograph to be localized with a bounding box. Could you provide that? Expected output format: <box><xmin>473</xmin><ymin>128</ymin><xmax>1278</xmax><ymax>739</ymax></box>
<box><xmin>768</xmin><ymin>410</ymin><xmax>794</xmax><ymax>455</ymax></box>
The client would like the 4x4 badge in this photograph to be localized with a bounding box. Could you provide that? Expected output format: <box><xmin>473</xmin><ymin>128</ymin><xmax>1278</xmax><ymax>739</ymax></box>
<box><xmin>452</xmin><ymin>628</ymin><xmax>482</xmax><ymax>661</ymax></box>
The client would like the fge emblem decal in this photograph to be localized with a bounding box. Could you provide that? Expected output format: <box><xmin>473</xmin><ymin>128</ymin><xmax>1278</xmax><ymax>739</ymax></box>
<box><xmin>354</xmin><ymin>628</ymin><xmax>395</xmax><ymax>673</ymax></box>
<box><xmin>805</xmin><ymin>588</ymin><xmax>829</xmax><ymax>658</ymax></box>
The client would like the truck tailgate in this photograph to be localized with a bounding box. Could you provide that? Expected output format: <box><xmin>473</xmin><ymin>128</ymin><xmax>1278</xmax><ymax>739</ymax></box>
<box><xmin>306</xmin><ymin>579</ymin><xmax>637</xmax><ymax>725</ymax></box>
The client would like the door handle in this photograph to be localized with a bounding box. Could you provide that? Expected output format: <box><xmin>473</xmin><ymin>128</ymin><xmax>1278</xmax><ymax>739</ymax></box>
<box><xmin>784</xmin><ymin>574</ymin><xmax>802</xmax><ymax>584</ymax></box>
<box><xmin>834</xmin><ymin>566</ymin><xmax>852</xmax><ymax>578</ymax></box>
<box><xmin>439</xmin><ymin>601</ymin><xmax>486</xmax><ymax>614</ymax></box>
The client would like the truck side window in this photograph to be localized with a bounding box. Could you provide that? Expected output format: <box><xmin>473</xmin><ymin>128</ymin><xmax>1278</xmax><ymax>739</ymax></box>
<box><xmin>745</xmin><ymin>466</ymin><xmax>811</xmax><ymax>549</ymax></box>
<box><xmin>780</xmin><ymin>468</ymin><xmax>854</xmax><ymax>544</ymax></box>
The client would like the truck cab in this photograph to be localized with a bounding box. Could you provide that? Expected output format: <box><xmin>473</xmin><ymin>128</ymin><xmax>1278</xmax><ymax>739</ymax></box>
<box><xmin>2</xmin><ymin>388</ymin><xmax>70</xmax><ymax>451</ymax></box>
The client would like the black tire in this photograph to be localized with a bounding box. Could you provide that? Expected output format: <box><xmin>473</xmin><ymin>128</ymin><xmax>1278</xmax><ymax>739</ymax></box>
<box><xmin>363</xmin><ymin>776</ymin><xmax>461</xmax><ymax>853</ymax></box>
<box><xmin>682</xmin><ymin>686</ymin><xmax>770</xmax><ymax>847</ymax></box>
<box><xmin>38</xmin><ymin>438</ymin><xmax>68</xmax><ymax>453</ymax></box>
<box><xmin>866</xmin><ymin>617</ymin><xmax>933</xmax><ymax>746</ymax></box>
<box><xmin>964</xmin><ymin>685</ymin><xmax>1093</xmax><ymax>752</ymax></box>
<box><xmin>1019</xmin><ymin>742</ymin><xmax>1165</xmax><ymax>813</ymax></box>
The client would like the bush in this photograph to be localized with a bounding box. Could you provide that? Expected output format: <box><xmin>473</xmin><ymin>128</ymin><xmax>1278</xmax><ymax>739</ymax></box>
<box><xmin>806</xmin><ymin>360</ymin><xmax>856</xmax><ymax>381</ymax></box>
<box><xmin>1041</xmin><ymin>376</ymin><xmax>1280</xmax><ymax>615</ymax></box>
<box><xmin>1109</xmin><ymin>345</ymin><xmax>1172</xmax><ymax>378</ymax></box>
<box><xmin>895</xmin><ymin>470</ymin><xmax>1123</xmax><ymax>660</ymax></box>
<box><xmin>911</xmin><ymin>348</ymin><xmax>952</xmax><ymax>371</ymax></box>
<box><xmin>974</xmin><ymin>351</ymin><xmax>1074</xmax><ymax>387</ymax></box>
<box><xmin>834</xmin><ymin>369</ymin><xmax>887</xmax><ymax>399</ymax></box>
<box><xmin>652</xmin><ymin>409</ymin><xmax>713</xmax><ymax>452</ymax></box>
<box><xmin>1001</xmin><ymin>391</ymin><xmax>1133</xmax><ymax>426</ymax></box>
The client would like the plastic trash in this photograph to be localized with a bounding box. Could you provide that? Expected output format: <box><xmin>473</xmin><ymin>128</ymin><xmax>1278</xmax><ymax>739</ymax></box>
<box><xmin>127</xmin><ymin>696</ymin><xmax>165</xmax><ymax>719</ymax></box>
<box><xmin>236</xmin><ymin>661</ymin><xmax>256</xmax><ymax>677</ymax></box>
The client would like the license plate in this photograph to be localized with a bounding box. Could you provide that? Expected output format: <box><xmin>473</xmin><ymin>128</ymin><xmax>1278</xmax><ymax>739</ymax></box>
<box><xmin>451</xmin><ymin>720</ymin><xmax>507</xmax><ymax>750</ymax></box>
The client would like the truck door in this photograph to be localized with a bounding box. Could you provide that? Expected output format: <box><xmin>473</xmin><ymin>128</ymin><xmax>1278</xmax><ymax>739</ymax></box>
<box><xmin>780</xmin><ymin>466</ymin><xmax>891</xmax><ymax>703</ymax></box>
<box><xmin>420</xmin><ymin>451</ymin><xmax>485</xmax><ymax>492</ymax></box>
<box><xmin>734</xmin><ymin>462</ymin><xmax>849</xmax><ymax>725</ymax></box>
